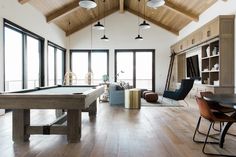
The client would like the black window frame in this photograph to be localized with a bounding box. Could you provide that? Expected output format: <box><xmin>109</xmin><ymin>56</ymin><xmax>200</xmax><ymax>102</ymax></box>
<box><xmin>115</xmin><ymin>49</ymin><xmax>155</xmax><ymax>91</ymax></box>
<box><xmin>3</xmin><ymin>19</ymin><xmax>45</xmax><ymax>91</ymax></box>
<box><xmin>47</xmin><ymin>41</ymin><xmax>66</xmax><ymax>85</ymax></box>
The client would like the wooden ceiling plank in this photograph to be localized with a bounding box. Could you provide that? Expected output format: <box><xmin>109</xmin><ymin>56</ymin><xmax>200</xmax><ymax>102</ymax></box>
<box><xmin>46</xmin><ymin>1</ymin><xmax>79</xmax><ymax>23</ymax></box>
<box><xmin>120</xmin><ymin>0</ymin><xmax>125</xmax><ymax>13</ymax></box>
<box><xmin>164</xmin><ymin>1</ymin><xmax>199</xmax><ymax>22</ymax></box>
<box><xmin>126</xmin><ymin>8</ymin><xmax>179</xmax><ymax>35</ymax></box>
<box><xmin>66</xmin><ymin>7</ymin><xmax>119</xmax><ymax>36</ymax></box>
<box><xmin>18</xmin><ymin>0</ymin><xmax>30</xmax><ymax>4</ymax></box>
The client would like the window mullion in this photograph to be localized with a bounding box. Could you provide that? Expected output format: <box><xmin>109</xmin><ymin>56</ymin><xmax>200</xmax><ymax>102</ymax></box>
<box><xmin>23</xmin><ymin>34</ymin><xmax>27</xmax><ymax>89</ymax></box>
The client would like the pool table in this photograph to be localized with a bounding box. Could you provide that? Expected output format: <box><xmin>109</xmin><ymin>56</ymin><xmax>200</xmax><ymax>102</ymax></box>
<box><xmin>0</xmin><ymin>85</ymin><xmax>104</xmax><ymax>143</ymax></box>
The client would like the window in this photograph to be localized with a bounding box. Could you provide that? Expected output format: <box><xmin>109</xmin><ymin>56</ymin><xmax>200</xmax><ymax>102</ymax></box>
<box><xmin>4</xmin><ymin>19</ymin><xmax>44</xmax><ymax>91</ymax></box>
<box><xmin>70</xmin><ymin>50</ymin><xmax>109</xmax><ymax>85</ymax></box>
<box><xmin>115</xmin><ymin>49</ymin><xmax>155</xmax><ymax>91</ymax></box>
<box><xmin>47</xmin><ymin>41</ymin><xmax>66</xmax><ymax>86</ymax></box>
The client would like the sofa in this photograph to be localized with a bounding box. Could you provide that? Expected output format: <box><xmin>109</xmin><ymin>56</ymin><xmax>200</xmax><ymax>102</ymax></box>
<box><xmin>109</xmin><ymin>84</ymin><xmax>125</xmax><ymax>106</ymax></box>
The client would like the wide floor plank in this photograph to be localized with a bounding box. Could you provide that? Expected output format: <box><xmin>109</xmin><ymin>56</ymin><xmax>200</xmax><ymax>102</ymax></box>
<box><xmin>0</xmin><ymin>99</ymin><xmax>236</xmax><ymax>157</ymax></box>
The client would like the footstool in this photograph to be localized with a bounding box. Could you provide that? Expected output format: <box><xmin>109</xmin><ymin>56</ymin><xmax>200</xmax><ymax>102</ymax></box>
<box><xmin>143</xmin><ymin>90</ymin><xmax>153</xmax><ymax>99</ymax></box>
<box><xmin>145</xmin><ymin>93</ymin><xmax>158</xmax><ymax>103</ymax></box>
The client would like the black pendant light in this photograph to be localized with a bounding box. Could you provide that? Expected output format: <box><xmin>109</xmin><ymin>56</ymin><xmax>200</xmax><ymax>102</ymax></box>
<box><xmin>101</xmin><ymin>0</ymin><xmax>109</xmax><ymax>41</ymax></box>
<box><xmin>93</xmin><ymin>21</ymin><xmax>104</xmax><ymax>30</ymax></box>
<box><xmin>79</xmin><ymin>0</ymin><xmax>97</xmax><ymax>9</ymax></box>
<box><xmin>140</xmin><ymin>0</ymin><xmax>150</xmax><ymax>30</ymax></box>
<box><xmin>135</xmin><ymin>0</ymin><xmax>143</xmax><ymax>40</ymax></box>
<box><xmin>101</xmin><ymin>35</ymin><xmax>109</xmax><ymax>41</ymax></box>
<box><xmin>135</xmin><ymin>34</ymin><xmax>143</xmax><ymax>40</ymax></box>
<box><xmin>93</xmin><ymin>0</ymin><xmax>104</xmax><ymax>30</ymax></box>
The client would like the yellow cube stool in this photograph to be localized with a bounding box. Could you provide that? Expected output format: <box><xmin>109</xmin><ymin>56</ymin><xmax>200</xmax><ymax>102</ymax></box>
<box><xmin>125</xmin><ymin>88</ymin><xmax>141</xmax><ymax>109</ymax></box>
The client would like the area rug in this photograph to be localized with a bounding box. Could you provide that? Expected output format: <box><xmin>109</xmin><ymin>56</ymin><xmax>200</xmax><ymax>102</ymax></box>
<box><xmin>141</xmin><ymin>98</ymin><xmax>183</xmax><ymax>107</ymax></box>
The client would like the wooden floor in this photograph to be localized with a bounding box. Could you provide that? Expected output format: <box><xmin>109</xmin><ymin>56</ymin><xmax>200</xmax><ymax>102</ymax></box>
<box><xmin>0</xmin><ymin>98</ymin><xmax>236</xmax><ymax>157</ymax></box>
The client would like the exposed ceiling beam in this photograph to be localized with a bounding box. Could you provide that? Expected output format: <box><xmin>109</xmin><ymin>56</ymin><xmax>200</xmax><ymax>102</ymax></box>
<box><xmin>18</xmin><ymin>0</ymin><xmax>30</xmax><ymax>4</ymax></box>
<box><xmin>120</xmin><ymin>0</ymin><xmax>125</xmax><ymax>13</ymax></box>
<box><xmin>126</xmin><ymin>8</ymin><xmax>179</xmax><ymax>35</ymax></box>
<box><xmin>66</xmin><ymin>7</ymin><xmax>119</xmax><ymax>36</ymax></box>
<box><xmin>47</xmin><ymin>1</ymin><xmax>79</xmax><ymax>23</ymax></box>
<box><xmin>164</xmin><ymin>1</ymin><xmax>199</xmax><ymax>22</ymax></box>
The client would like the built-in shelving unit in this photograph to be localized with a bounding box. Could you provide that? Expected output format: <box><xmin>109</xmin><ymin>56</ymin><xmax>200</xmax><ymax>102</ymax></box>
<box><xmin>170</xmin><ymin>15</ymin><xmax>235</xmax><ymax>95</ymax></box>
<box><xmin>201</xmin><ymin>39</ymin><xmax>220</xmax><ymax>86</ymax></box>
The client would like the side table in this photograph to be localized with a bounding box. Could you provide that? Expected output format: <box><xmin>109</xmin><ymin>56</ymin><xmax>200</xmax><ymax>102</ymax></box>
<box><xmin>125</xmin><ymin>88</ymin><xmax>141</xmax><ymax>109</ymax></box>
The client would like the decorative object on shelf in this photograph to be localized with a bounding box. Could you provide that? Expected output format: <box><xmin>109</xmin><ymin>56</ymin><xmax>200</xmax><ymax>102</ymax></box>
<box><xmin>63</xmin><ymin>71</ymin><xmax>77</xmax><ymax>85</ymax></box>
<box><xmin>214</xmin><ymin>63</ymin><xmax>219</xmax><ymax>70</ymax></box>
<box><xmin>213</xmin><ymin>80</ymin><xmax>219</xmax><ymax>86</ymax></box>
<box><xmin>85</xmin><ymin>72</ymin><xmax>93</xmax><ymax>85</ymax></box>
<box><xmin>147</xmin><ymin>0</ymin><xmax>165</xmax><ymax>9</ymax></box>
<box><xmin>206</xmin><ymin>46</ymin><xmax>210</xmax><ymax>57</ymax></box>
<box><xmin>101</xmin><ymin>0</ymin><xmax>109</xmax><ymax>41</ymax></box>
<box><xmin>79</xmin><ymin>0</ymin><xmax>97</xmax><ymax>9</ymax></box>
<box><xmin>140</xmin><ymin>0</ymin><xmax>150</xmax><ymax>30</ymax></box>
<box><xmin>102</xmin><ymin>74</ymin><xmax>109</xmax><ymax>83</ymax></box>
<box><xmin>135</xmin><ymin>0</ymin><xmax>144</xmax><ymax>40</ymax></box>
<box><xmin>212</xmin><ymin>47</ymin><xmax>218</xmax><ymax>55</ymax></box>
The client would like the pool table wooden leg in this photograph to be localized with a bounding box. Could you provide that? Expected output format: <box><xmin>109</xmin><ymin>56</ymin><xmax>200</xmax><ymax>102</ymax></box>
<box><xmin>88</xmin><ymin>100</ymin><xmax>97</xmax><ymax>117</ymax></box>
<box><xmin>13</xmin><ymin>109</ymin><xmax>30</xmax><ymax>143</ymax></box>
<box><xmin>67</xmin><ymin>109</ymin><xmax>81</xmax><ymax>143</ymax></box>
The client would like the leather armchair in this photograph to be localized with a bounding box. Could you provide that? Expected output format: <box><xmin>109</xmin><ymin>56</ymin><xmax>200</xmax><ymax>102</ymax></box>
<box><xmin>163</xmin><ymin>79</ymin><xmax>194</xmax><ymax>101</ymax></box>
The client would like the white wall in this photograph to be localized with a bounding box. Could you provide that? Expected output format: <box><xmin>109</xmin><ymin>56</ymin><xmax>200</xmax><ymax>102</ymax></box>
<box><xmin>68</xmin><ymin>11</ymin><xmax>177</xmax><ymax>92</ymax></box>
<box><xmin>0</xmin><ymin>0</ymin><xmax>66</xmax><ymax>92</ymax></box>
<box><xmin>178</xmin><ymin>0</ymin><xmax>236</xmax><ymax>92</ymax></box>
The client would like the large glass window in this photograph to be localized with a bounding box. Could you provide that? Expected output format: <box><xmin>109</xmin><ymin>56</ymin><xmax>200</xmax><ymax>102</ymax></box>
<box><xmin>47</xmin><ymin>41</ymin><xmax>66</xmax><ymax>86</ymax></box>
<box><xmin>70</xmin><ymin>50</ymin><xmax>109</xmax><ymax>85</ymax></box>
<box><xmin>116</xmin><ymin>52</ymin><xmax>134</xmax><ymax>86</ymax></box>
<box><xmin>27</xmin><ymin>36</ymin><xmax>40</xmax><ymax>89</ymax></box>
<box><xmin>115</xmin><ymin>50</ymin><xmax>155</xmax><ymax>91</ymax></box>
<box><xmin>4</xmin><ymin>27</ymin><xmax>23</xmax><ymax>91</ymax></box>
<box><xmin>4</xmin><ymin>19</ymin><xmax>44</xmax><ymax>91</ymax></box>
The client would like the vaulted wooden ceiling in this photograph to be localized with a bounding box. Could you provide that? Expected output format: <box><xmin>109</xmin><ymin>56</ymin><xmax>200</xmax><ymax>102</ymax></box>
<box><xmin>19</xmin><ymin>0</ymin><xmax>220</xmax><ymax>36</ymax></box>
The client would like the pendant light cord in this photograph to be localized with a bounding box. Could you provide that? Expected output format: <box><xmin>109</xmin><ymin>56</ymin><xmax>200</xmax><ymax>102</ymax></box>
<box><xmin>138</xmin><ymin>0</ymin><xmax>141</xmax><ymax>35</ymax></box>
<box><xmin>103</xmin><ymin>0</ymin><xmax>106</xmax><ymax>36</ymax></box>
<box><xmin>144</xmin><ymin>0</ymin><xmax>146</xmax><ymax>20</ymax></box>
<box><xmin>91</xmin><ymin>23</ymin><xmax>93</xmax><ymax>50</ymax></box>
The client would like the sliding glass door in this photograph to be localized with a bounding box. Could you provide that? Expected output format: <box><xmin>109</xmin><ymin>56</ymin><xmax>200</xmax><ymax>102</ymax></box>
<box><xmin>115</xmin><ymin>49</ymin><xmax>155</xmax><ymax>91</ymax></box>
<box><xmin>116</xmin><ymin>52</ymin><xmax>134</xmax><ymax>86</ymax></box>
<box><xmin>136</xmin><ymin>52</ymin><xmax>153</xmax><ymax>90</ymax></box>
<box><xmin>70</xmin><ymin>50</ymin><xmax>109</xmax><ymax>85</ymax></box>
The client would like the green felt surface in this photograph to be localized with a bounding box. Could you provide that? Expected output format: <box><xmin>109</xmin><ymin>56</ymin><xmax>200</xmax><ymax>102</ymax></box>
<box><xmin>27</xmin><ymin>87</ymin><xmax>93</xmax><ymax>94</ymax></box>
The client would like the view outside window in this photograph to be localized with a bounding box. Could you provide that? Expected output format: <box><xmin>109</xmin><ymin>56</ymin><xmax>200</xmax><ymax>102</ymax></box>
<box><xmin>4</xmin><ymin>27</ymin><xmax>23</xmax><ymax>91</ymax></box>
<box><xmin>47</xmin><ymin>43</ymin><xmax>65</xmax><ymax>86</ymax></box>
<box><xmin>136</xmin><ymin>52</ymin><xmax>152</xmax><ymax>90</ymax></box>
<box><xmin>115</xmin><ymin>50</ymin><xmax>154</xmax><ymax>90</ymax></box>
<box><xmin>48</xmin><ymin>46</ymin><xmax>55</xmax><ymax>86</ymax></box>
<box><xmin>27</xmin><ymin>36</ymin><xmax>40</xmax><ymax>89</ymax></box>
<box><xmin>72</xmin><ymin>52</ymin><xmax>88</xmax><ymax>85</ymax></box>
<box><xmin>71</xmin><ymin>50</ymin><xmax>109</xmax><ymax>85</ymax></box>
<box><xmin>4</xmin><ymin>23</ymin><xmax>43</xmax><ymax>91</ymax></box>
<box><xmin>91</xmin><ymin>53</ymin><xmax>107</xmax><ymax>85</ymax></box>
<box><xmin>56</xmin><ymin>49</ymin><xmax>63</xmax><ymax>84</ymax></box>
<box><xmin>116</xmin><ymin>52</ymin><xmax>134</xmax><ymax>86</ymax></box>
